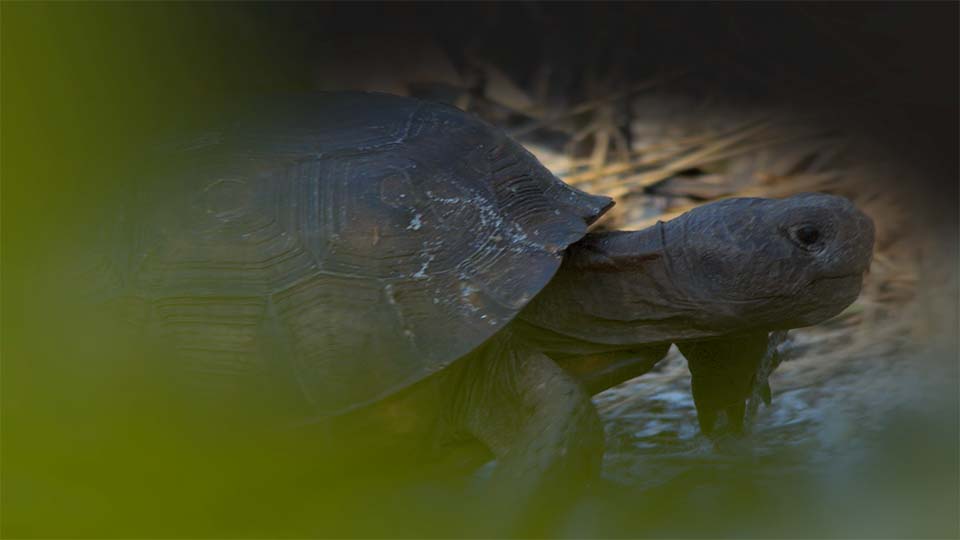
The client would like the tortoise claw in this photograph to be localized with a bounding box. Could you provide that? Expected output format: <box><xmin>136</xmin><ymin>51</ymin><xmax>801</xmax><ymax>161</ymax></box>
<box><xmin>745</xmin><ymin>331</ymin><xmax>789</xmax><ymax>427</ymax></box>
<box><xmin>705</xmin><ymin>401</ymin><xmax>748</xmax><ymax>439</ymax></box>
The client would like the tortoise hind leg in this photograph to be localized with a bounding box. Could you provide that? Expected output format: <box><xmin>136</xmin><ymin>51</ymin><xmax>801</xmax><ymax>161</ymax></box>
<box><xmin>450</xmin><ymin>333</ymin><xmax>604</xmax><ymax>536</ymax></box>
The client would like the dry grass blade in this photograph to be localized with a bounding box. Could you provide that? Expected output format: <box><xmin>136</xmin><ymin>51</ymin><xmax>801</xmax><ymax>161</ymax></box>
<box><xmin>564</xmin><ymin>152</ymin><xmax>677</xmax><ymax>186</ymax></box>
<box><xmin>737</xmin><ymin>172</ymin><xmax>841</xmax><ymax>198</ymax></box>
<box><xmin>601</xmin><ymin>119</ymin><xmax>774</xmax><ymax>197</ymax></box>
<box><xmin>564</xmin><ymin>119</ymin><xmax>770</xmax><ymax>186</ymax></box>
<box><xmin>601</xmin><ymin>128</ymin><xmax>838</xmax><ymax>199</ymax></box>
<box><xmin>631</xmin><ymin>131</ymin><xmax>726</xmax><ymax>157</ymax></box>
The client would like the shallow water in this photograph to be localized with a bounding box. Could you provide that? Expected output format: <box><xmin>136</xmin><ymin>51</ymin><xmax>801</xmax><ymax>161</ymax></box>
<box><xmin>581</xmin><ymin>319</ymin><xmax>958</xmax><ymax>537</ymax></box>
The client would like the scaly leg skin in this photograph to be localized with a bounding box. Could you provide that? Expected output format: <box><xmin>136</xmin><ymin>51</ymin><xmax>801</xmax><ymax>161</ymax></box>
<box><xmin>677</xmin><ymin>332</ymin><xmax>772</xmax><ymax>439</ymax></box>
<box><xmin>452</xmin><ymin>332</ymin><xmax>605</xmax><ymax>537</ymax></box>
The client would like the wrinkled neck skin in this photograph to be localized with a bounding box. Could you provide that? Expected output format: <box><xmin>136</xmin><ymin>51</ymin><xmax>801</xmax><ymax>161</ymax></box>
<box><xmin>517</xmin><ymin>222</ymin><xmax>744</xmax><ymax>354</ymax></box>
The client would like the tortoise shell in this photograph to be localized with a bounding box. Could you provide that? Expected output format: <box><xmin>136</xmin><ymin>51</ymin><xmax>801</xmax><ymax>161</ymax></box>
<box><xmin>110</xmin><ymin>92</ymin><xmax>612</xmax><ymax>416</ymax></box>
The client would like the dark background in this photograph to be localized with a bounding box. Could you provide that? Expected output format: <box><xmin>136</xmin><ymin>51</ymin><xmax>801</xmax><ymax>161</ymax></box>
<box><xmin>4</xmin><ymin>1</ymin><xmax>957</xmax><ymax>234</ymax></box>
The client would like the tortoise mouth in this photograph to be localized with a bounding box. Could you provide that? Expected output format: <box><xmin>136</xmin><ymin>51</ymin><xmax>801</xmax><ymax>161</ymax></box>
<box><xmin>781</xmin><ymin>271</ymin><xmax>864</xmax><ymax>328</ymax></box>
<box><xmin>809</xmin><ymin>272</ymin><xmax>864</xmax><ymax>288</ymax></box>
<box><xmin>808</xmin><ymin>272</ymin><xmax>866</xmax><ymax>296</ymax></box>
<box><xmin>808</xmin><ymin>272</ymin><xmax>865</xmax><ymax>305</ymax></box>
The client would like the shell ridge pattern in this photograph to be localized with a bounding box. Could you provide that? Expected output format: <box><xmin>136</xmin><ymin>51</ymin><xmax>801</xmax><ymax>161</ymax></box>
<box><xmin>131</xmin><ymin>93</ymin><xmax>608</xmax><ymax>416</ymax></box>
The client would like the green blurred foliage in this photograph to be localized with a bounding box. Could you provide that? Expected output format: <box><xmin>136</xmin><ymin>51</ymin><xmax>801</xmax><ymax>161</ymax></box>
<box><xmin>0</xmin><ymin>4</ymin><xmax>321</xmax><ymax>537</ymax></box>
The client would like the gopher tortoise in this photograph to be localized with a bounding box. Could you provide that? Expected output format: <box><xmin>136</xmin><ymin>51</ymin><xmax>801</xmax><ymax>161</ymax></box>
<box><xmin>104</xmin><ymin>92</ymin><xmax>874</xmax><ymax>531</ymax></box>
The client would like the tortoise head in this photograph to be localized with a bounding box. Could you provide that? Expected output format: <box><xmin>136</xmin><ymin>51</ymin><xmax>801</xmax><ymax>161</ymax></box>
<box><xmin>663</xmin><ymin>193</ymin><xmax>875</xmax><ymax>330</ymax></box>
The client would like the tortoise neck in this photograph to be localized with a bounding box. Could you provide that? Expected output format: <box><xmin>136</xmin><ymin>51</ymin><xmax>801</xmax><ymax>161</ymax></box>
<box><xmin>567</xmin><ymin>225</ymin><xmax>675</xmax><ymax>273</ymax></box>
<box><xmin>518</xmin><ymin>223</ymin><xmax>717</xmax><ymax>347</ymax></box>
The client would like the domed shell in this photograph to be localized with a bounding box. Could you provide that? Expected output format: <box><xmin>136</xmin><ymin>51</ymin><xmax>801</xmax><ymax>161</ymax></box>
<box><xmin>112</xmin><ymin>92</ymin><xmax>612</xmax><ymax>416</ymax></box>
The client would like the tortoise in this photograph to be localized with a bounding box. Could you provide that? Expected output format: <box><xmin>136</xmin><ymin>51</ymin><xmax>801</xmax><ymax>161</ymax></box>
<box><xmin>103</xmin><ymin>92</ymin><xmax>874</xmax><ymax>532</ymax></box>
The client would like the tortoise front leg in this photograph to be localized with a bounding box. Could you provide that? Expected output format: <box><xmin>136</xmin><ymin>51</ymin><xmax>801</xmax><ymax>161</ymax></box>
<box><xmin>677</xmin><ymin>332</ymin><xmax>772</xmax><ymax>437</ymax></box>
<box><xmin>452</xmin><ymin>335</ymin><xmax>604</xmax><ymax>536</ymax></box>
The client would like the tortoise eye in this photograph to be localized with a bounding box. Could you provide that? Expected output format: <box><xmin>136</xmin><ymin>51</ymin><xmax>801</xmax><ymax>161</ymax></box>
<box><xmin>791</xmin><ymin>225</ymin><xmax>821</xmax><ymax>247</ymax></box>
